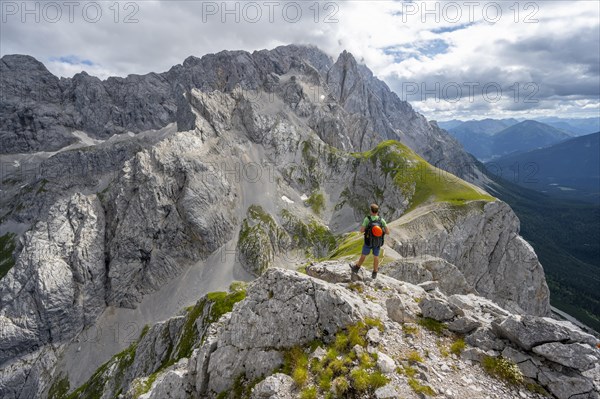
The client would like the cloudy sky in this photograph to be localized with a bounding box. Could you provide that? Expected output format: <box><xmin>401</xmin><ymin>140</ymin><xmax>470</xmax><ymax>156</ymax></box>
<box><xmin>1</xmin><ymin>0</ymin><xmax>599</xmax><ymax>120</ymax></box>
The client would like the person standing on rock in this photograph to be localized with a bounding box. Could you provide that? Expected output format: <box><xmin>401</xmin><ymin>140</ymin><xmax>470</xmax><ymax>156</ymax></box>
<box><xmin>350</xmin><ymin>203</ymin><xmax>389</xmax><ymax>279</ymax></box>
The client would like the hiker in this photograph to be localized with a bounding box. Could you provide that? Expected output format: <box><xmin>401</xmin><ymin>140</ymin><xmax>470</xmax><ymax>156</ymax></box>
<box><xmin>350</xmin><ymin>203</ymin><xmax>389</xmax><ymax>279</ymax></box>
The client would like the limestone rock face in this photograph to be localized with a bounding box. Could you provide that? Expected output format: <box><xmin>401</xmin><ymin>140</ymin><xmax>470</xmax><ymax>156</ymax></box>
<box><xmin>203</xmin><ymin>268</ymin><xmax>386</xmax><ymax>393</ymax></box>
<box><xmin>381</xmin><ymin>256</ymin><xmax>473</xmax><ymax>295</ymax></box>
<box><xmin>324</xmin><ymin>50</ymin><xmax>479</xmax><ymax>181</ymax></box>
<box><xmin>496</xmin><ymin>315</ymin><xmax>598</xmax><ymax>351</ymax></box>
<box><xmin>389</xmin><ymin>200</ymin><xmax>551</xmax><ymax>316</ymax></box>
<box><xmin>1</xmin><ymin>46</ymin><xmax>483</xmax><ymax>187</ymax></box>
<box><xmin>0</xmin><ymin>45</ymin><xmax>567</xmax><ymax>399</ymax></box>
<box><xmin>0</xmin><ymin>193</ymin><xmax>105</xmax><ymax>364</ymax></box>
<box><xmin>237</xmin><ymin>205</ymin><xmax>291</xmax><ymax>276</ymax></box>
<box><xmin>532</xmin><ymin>342</ymin><xmax>599</xmax><ymax>371</ymax></box>
<box><xmin>103</xmin><ymin>131</ymin><xmax>238</xmax><ymax>307</ymax></box>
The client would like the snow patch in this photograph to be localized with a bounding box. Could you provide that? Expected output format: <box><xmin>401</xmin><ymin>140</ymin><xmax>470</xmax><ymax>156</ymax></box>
<box><xmin>72</xmin><ymin>130</ymin><xmax>104</xmax><ymax>146</ymax></box>
<box><xmin>281</xmin><ymin>195</ymin><xmax>294</xmax><ymax>204</ymax></box>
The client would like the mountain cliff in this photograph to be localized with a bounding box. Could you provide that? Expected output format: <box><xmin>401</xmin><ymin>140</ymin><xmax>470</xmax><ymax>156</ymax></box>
<box><xmin>0</xmin><ymin>45</ymin><xmax>581</xmax><ymax>398</ymax></box>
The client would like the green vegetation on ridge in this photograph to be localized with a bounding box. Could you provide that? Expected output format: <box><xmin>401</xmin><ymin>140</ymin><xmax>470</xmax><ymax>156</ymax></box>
<box><xmin>354</xmin><ymin>140</ymin><xmax>494</xmax><ymax>212</ymax></box>
<box><xmin>326</xmin><ymin>232</ymin><xmax>392</xmax><ymax>269</ymax></box>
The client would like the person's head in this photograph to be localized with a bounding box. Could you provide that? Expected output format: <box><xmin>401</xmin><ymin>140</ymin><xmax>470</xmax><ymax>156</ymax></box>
<box><xmin>370</xmin><ymin>203</ymin><xmax>379</xmax><ymax>215</ymax></box>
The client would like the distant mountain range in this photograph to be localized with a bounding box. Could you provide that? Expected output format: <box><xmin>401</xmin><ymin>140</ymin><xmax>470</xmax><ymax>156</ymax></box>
<box><xmin>439</xmin><ymin>116</ymin><xmax>600</xmax><ymax>138</ymax></box>
<box><xmin>537</xmin><ymin>117</ymin><xmax>600</xmax><ymax>136</ymax></box>
<box><xmin>492</xmin><ymin>120</ymin><xmax>572</xmax><ymax>158</ymax></box>
<box><xmin>438</xmin><ymin>118</ymin><xmax>519</xmax><ymax>135</ymax></box>
<box><xmin>444</xmin><ymin>119</ymin><xmax>572</xmax><ymax>161</ymax></box>
<box><xmin>486</xmin><ymin>132</ymin><xmax>600</xmax><ymax>204</ymax></box>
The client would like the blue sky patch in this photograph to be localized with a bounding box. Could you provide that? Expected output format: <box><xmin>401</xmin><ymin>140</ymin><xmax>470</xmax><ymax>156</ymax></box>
<box><xmin>50</xmin><ymin>55</ymin><xmax>94</xmax><ymax>66</ymax></box>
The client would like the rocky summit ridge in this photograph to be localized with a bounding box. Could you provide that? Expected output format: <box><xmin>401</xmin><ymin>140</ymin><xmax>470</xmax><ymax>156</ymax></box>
<box><xmin>38</xmin><ymin>265</ymin><xmax>600</xmax><ymax>399</ymax></box>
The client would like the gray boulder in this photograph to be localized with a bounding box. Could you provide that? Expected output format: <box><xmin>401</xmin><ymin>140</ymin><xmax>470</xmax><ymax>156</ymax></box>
<box><xmin>447</xmin><ymin>316</ymin><xmax>482</xmax><ymax>334</ymax></box>
<box><xmin>495</xmin><ymin>315</ymin><xmax>598</xmax><ymax>351</ymax></box>
<box><xmin>538</xmin><ymin>368</ymin><xmax>596</xmax><ymax>399</ymax></box>
<box><xmin>305</xmin><ymin>261</ymin><xmax>354</xmax><ymax>283</ymax></box>
<box><xmin>382</xmin><ymin>256</ymin><xmax>473</xmax><ymax>295</ymax></box>
<box><xmin>386</xmin><ymin>295</ymin><xmax>420</xmax><ymax>323</ymax></box>
<box><xmin>532</xmin><ymin>342</ymin><xmax>599</xmax><ymax>371</ymax></box>
<box><xmin>419</xmin><ymin>297</ymin><xmax>458</xmax><ymax>321</ymax></box>
<box><xmin>250</xmin><ymin>373</ymin><xmax>295</xmax><ymax>399</ymax></box>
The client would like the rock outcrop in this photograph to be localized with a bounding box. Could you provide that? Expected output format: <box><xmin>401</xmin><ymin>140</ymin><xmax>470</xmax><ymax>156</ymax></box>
<box><xmin>0</xmin><ymin>193</ymin><xmax>105</xmax><ymax>364</ymax></box>
<box><xmin>47</xmin><ymin>264</ymin><xmax>599</xmax><ymax>399</ymax></box>
<box><xmin>386</xmin><ymin>200</ymin><xmax>551</xmax><ymax>316</ymax></box>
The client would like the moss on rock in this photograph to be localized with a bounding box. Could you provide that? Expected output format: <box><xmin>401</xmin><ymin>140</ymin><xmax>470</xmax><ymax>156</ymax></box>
<box><xmin>280</xmin><ymin>209</ymin><xmax>336</xmax><ymax>258</ymax></box>
<box><xmin>238</xmin><ymin>205</ymin><xmax>290</xmax><ymax>276</ymax></box>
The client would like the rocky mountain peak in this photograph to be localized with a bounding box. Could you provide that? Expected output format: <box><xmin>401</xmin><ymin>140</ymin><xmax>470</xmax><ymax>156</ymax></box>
<box><xmin>0</xmin><ymin>45</ymin><xmax>479</xmax><ymax>184</ymax></box>
<box><xmin>1</xmin><ymin>53</ymin><xmax>52</xmax><ymax>73</ymax></box>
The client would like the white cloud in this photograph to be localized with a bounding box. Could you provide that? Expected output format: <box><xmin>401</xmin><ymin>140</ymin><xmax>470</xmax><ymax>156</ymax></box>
<box><xmin>0</xmin><ymin>0</ymin><xmax>598</xmax><ymax>120</ymax></box>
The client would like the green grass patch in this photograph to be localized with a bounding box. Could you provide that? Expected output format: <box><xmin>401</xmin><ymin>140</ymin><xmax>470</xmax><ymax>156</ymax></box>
<box><xmin>417</xmin><ymin>317</ymin><xmax>446</xmax><ymax>336</ymax></box>
<box><xmin>228</xmin><ymin>374</ymin><xmax>263</xmax><ymax>399</ymax></box>
<box><xmin>449</xmin><ymin>338</ymin><xmax>466</xmax><ymax>356</ymax></box>
<box><xmin>408</xmin><ymin>378</ymin><xmax>436</xmax><ymax>396</ymax></box>
<box><xmin>299</xmin><ymin>386</ymin><xmax>318</xmax><ymax>399</ymax></box>
<box><xmin>283</xmin><ymin>346</ymin><xmax>310</xmax><ymax>387</ymax></box>
<box><xmin>365</xmin><ymin>318</ymin><xmax>384</xmax><ymax>331</ymax></box>
<box><xmin>332</xmin><ymin>376</ymin><xmax>350</xmax><ymax>396</ymax></box>
<box><xmin>131</xmin><ymin>371</ymin><xmax>159</xmax><ymax>399</ymax></box>
<box><xmin>306</xmin><ymin>192</ymin><xmax>325</xmax><ymax>215</ymax></box>
<box><xmin>437</xmin><ymin>340</ymin><xmax>450</xmax><ymax>358</ymax></box>
<box><xmin>397</xmin><ymin>364</ymin><xmax>418</xmax><ymax>378</ymax></box>
<box><xmin>206</xmin><ymin>290</ymin><xmax>247</xmax><ymax>323</ymax></box>
<box><xmin>407</xmin><ymin>350</ymin><xmax>423</xmax><ymax>364</ymax></box>
<box><xmin>48</xmin><ymin>374</ymin><xmax>70</xmax><ymax>399</ymax></box>
<box><xmin>282</xmin><ymin>320</ymin><xmax>390</xmax><ymax>397</ymax></box>
<box><xmin>402</xmin><ymin>324</ymin><xmax>419</xmax><ymax>336</ymax></box>
<box><xmin>481</xmin><ymin>356</ymin><xmax>524</xmax><ymax>386</ymax></box>
<box><xmin>175</xmin><ymin>298</ymin><xmax>207</xmax><ymax>360</ymax></box>
<box><xmin>525</xmin><ymin>381</ymin><xmax>551</xmax><ymax>397</ymax></box>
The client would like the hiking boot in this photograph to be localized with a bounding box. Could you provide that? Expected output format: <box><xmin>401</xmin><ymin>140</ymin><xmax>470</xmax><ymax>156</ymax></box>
<box><xmin>371</xmin><ymin>270</ymin><xmax>378</xmax><ymax>279</ymax></box>
<box><xmin>350</xmin><ymin>264</ymin><xmax>361</xmax><ymax>273</ymax></box>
